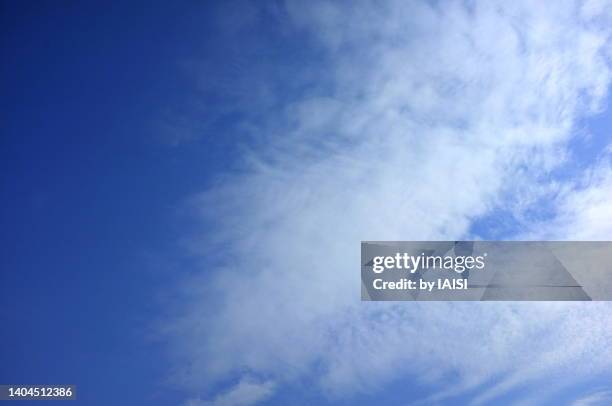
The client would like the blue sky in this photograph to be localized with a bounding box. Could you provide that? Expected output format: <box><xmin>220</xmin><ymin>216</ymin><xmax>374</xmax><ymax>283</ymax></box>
<box><xmin>2</xmin><ymin>1</ymin><xmax>612</xmax><ymax>405</ymax></box>
<box><xmin>1</xmin><ymin>2</ymin><xmax>208</xmax><ymax>404</ymax></box>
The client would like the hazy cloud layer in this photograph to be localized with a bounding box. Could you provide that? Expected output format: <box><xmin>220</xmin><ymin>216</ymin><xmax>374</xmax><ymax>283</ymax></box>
<box><xmin>167</xmin><ymin>1</ymin><xmax>612</xmax><ymax>404</ymax></box>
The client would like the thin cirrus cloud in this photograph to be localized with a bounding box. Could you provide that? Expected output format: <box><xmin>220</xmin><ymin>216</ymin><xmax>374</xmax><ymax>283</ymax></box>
<box><xmin>184</xmin><ymin>378</ymin><xmax>276</xmax><ymax>406</ymax></box>
<box><xmin>524</xmin><ymin>149</ymin><xmax>612</xmax><ymax>240</ymax></box>
<box><xmin>166</xmin><ymin>1</ymin><xmax>612</xmax><ymax>405</ymax></box>
<box><xmin>572</xmin><ymin>389</ymin><xmax>612</xmax><ymax>406</ymax></box>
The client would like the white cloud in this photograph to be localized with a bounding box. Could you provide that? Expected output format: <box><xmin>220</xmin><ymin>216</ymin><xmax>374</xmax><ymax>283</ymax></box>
<box><xmin>525</xmin><ymin>149</ymin><xmax>612</xmax><ymax>239</ymax></box>
<box><xmin>184</xmin><ymin>377</ymin><xmax>276</xmax><ymax>406</ymax></box>
<box><xmin>167</xmin><ymin>1</ymin><xmax>612</xmax><ymax>404</ymax></box>
<box><xmin>572</xmin><ymin>389</ymin><xmax>612</xmax><ymax>406</ymax></box>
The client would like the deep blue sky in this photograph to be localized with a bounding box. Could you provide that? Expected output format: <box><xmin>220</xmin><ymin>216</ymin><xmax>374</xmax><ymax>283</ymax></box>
<box><xmin>0</xmin><ymin>2</ymin><xmax>231</xmax><ymax>404</ymax></box>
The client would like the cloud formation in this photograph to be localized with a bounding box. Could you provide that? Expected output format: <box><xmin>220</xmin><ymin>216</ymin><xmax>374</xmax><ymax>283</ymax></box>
<box><xmin>167</xmin><ymin>1</ymin><xmax>612</xmax><ymax>404</ymax></box>
<box><xmin>185</xmin><ymin>378</ymin><xmax>276</xmax><ymax>406</ymax></box>
<box><xmin>527</xmin><ymin>149</ymin><xmax>612</xmax><ymax>239</ymax></box>
<box><xmin>572</xmin><ymin>389</ymin><xmax>612</xmax><ymax>406</ymax></box>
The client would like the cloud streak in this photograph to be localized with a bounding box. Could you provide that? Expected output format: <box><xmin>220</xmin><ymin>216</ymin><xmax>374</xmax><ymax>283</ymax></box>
<box><xmin>572</xmin><ymin>389</ymin><xmax>612</xmax><ymax>406</ymax></box>
<box><xmin>184</xmin><ymin>378</ymin><xmax>276</xmax><ymax>406</ymax></box>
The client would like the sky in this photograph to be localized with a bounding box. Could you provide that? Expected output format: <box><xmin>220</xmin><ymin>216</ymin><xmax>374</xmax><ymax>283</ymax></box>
<box><xmin>1</xmin><ymin>1</ymin><xmax>612</xmax><ymax>405</ymax></box>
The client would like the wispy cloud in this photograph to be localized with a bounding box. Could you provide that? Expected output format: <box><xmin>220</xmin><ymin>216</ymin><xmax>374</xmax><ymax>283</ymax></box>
<box><xmin>524</xmin><ymin>147</ymin><xmax>612</xmax><ymax>239</ymax></box>
<box><xmin>166</xmin><ymin>1</ymin><xmax>612</xmax><ymax>404</ymax></box>
<box><xmin>572</xmin><ymin>389</ymin><xmax>612</xmax><ymax>406</ymax></box>
<box><xmin>184</xmin><ymin>377</ymin><xmax>275</xmax><ymax>406</ymax></box>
